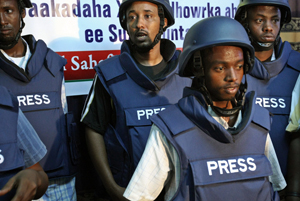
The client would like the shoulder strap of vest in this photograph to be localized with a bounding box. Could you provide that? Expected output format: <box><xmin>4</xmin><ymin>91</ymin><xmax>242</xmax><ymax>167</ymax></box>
<box><xmin>0</xmin><ymin>86</ymin><xmax>17</xmax><ymax>108</ymax></box>
<box><xmin>287</xmin><ymin>49</ymin><xmax>300</xmax><ymax>72</ymax></box>
<box><xmin>157</xmin><ymin>105</ymin><xmax>195</xmax><ymax>136</ymax></box>
<box><xmin>96</xmin><ymin>55</ymin><xmax>125</xmax><ymax>82</ymax></box>
<box><xmin>252</xmin><ymin>104</ymin><xmax>271</xmax><ymax>131</ymax></box>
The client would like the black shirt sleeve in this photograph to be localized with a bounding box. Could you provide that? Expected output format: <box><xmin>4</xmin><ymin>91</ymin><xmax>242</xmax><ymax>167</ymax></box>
<box><xmin>81</xmin><ymin>75</ymin><xmax>115</xmax><ymax>135</ymax></box>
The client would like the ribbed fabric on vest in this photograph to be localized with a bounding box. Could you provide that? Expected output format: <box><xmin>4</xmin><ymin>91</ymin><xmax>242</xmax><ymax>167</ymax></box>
<box><xmin>0</xmin><ymin>86</ymin><xmax>24</xmax><ymax>201</ymax></box>
<box><xmin>0</xmin><ymin>35</ymin><xmax>78</xmax><ymax>179</ymax></box>
<box><xmin>151</xmin><ymin>88</ymin><xmax>278</xmax><ymax>201</ymax></box>
<box><xmin>246</xmin><ymin>39</ymin><xmax>300</xmax><ymax>176</ymax></box>
<box><xmin>95</xmin><ymin>40</ymin><xmax>192</xmax><ymax>187</ymax></box>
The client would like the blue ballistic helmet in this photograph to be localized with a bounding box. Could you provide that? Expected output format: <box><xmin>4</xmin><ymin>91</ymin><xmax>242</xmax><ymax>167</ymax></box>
<box><xmin>119</xmin><ymin>0</ymin><xmax>175</xmax><ymax>30</ymax></box>
<box><xmin>179</xmin><ymin>16</ymin><xmax>255</xmax><ymax>77</ymax></box>
<box><xmin>235</xmin><ymin>0</ymin><xmax>291</xmax><ymax>24</ymax></box>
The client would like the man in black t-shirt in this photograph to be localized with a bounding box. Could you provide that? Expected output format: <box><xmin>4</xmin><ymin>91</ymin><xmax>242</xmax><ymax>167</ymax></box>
<box><xmin>80</xmin><ymin>0</ymin><xmax>191</xmax><ymax>200</ymax></box>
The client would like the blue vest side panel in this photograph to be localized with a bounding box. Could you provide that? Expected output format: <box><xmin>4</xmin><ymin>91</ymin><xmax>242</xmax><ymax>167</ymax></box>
<box><xmin>95</xmin><ymin>43</ymin><xmax>192</xmax><ymax>186</ymax></box>
<box><xmin>0</xmin><ymin>86</ymin><xmax>25</xmax><ymax>201</ymax></box>
<box><xmin>151</xmin><ymin>93</ymin><xmax>278</xmax><ymax>201</ymax></box>
<box><xmin>246</xmin><ymin>42</ymin><xmax>300</xmax><ymax>176</ymax></box>
<box><xmin>0</xmin><ymin>35</ymin><xmax>77</xmax><ymax>179</ymax></box>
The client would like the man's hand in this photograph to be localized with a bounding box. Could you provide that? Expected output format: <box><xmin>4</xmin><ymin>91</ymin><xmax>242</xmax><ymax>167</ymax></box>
<box><xmin>0</xmin><ymin>163</ymin><xmax>48</xmax><ymax>201</ymax></box>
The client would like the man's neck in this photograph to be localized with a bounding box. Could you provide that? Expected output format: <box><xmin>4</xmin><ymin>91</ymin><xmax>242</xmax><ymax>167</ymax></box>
<box><xmin>2</xmin><ymin>38</ymin><xmax>25</xmax><ymax>58</ymax></box>
<box><xmin>133</xmin><ymin>41</ymin><xmax>163</xmax><ymax>66</ymax></box>
<box><xmin>255</xmin><ymin>48</ymin><xmax>274</xmax><ymax>62</ymax></box>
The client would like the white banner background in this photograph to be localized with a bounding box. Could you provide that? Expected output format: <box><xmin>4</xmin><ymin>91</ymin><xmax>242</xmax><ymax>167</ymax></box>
<box><xmin>22</xmin><ymin>0</ymin><xmax>240</xmax><ymax>96</ymax></box>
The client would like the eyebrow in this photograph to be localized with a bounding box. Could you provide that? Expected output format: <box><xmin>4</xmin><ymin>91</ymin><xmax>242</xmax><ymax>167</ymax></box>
<box><xmin>128</xmin><ymin>9</ymin><xmax>154</xmax><ymax>14</ymax></box>
<box><xmin>210</xmin><ymin>59</ymin><xmax>244</xmax><ymax>65</ymax></box>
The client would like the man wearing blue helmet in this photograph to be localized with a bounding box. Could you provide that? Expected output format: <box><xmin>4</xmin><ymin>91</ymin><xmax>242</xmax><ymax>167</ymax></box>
<box><xmin>124</xmin><ymin>16</ymin><xmax>286</xmax><ymax>201</ymax></box>
<box><xmin>235</xmin><ymin>0</ymin><xmax>300</xmax><ymax>200</ymax></box>
<box><xmin>81</xmin><ymin>0</ymin><xmax>191</xmax><ymax>200</ymax></box>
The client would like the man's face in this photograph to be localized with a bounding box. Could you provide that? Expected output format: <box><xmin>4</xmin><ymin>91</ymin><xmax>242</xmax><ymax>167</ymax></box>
<box><xmin>126</xmin><ymin>1</ymin><xmax>165</xmax><ymax>51</ymax></box>
<box><xmin>0</xmin><ymin>0</ymin><xmax>23</xmax><ymax>47</ymax></box>
<box><xmin>247</xmin><ymin>5</ymin><xmax>281</xmax><ymax>45</ymax></box>
<box><xmin>203</xmin><ymin>46</ymin><xmax>244</xmax><ymax>104</ymax></box>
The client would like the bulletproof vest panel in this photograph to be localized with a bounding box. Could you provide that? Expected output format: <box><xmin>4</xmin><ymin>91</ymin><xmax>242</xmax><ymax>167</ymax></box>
<box><xmin>152</xmin><ymin>94</ymin><xmax>277</xmax><ymax>201</ymax></box>
<box><xmin>95</xmin><ymin>45</ymin><xmax>191</xmax><ymax>187</ymax></box>
<box><xmin>0</xmin><ymin>36</ymin><xmax>76</xmax><ymax>179</ymax></box>
<box><xmin>246</xmin><ymin>44</ymin><xmax>300</xmax><ymax>176</ymax></box>
<box><xmin>0</xmin><ymin>86</ymin><xmax>25</xmax><ymax>201</ymax></box>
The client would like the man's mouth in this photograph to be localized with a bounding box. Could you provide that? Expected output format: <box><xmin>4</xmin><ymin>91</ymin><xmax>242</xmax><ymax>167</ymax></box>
<box><xmin>260</xmin><ymin>34</ymin><xmax>275</xmax><ymax>42</ymax></box>
<box><xmin>135</xmin><ymin>31</ymin><xmax>148</xmax><ymax>40</ymax></box>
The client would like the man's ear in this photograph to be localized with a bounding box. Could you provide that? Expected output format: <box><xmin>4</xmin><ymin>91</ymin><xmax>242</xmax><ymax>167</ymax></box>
<box><xmin>163</xmin><ymin>18</ymin><xmax>168</xmax><ymax>29</ymax></box>
<box><xmin>21</xmin><ymin>9</ymin><xmax>26</xmax><ymax>18</ymax></box>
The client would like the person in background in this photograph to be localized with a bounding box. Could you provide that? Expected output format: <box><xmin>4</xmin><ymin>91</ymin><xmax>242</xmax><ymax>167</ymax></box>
<box><xmin>81</xmin><ymin>0</ymin><xmax>191</xmax><ymax>200</ymax></box>
<box><xmin>235</xmin><ymin>0</ymin><xmax>300</xmax><ymax>200</ymax></box>
<box><xmin>0</xmin><ymin>0</ymin><xmax>79</xmax><ymax>200</ymax></box>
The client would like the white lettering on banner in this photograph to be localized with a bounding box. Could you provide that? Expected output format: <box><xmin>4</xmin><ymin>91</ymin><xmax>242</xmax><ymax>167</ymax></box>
<box><xmin>137</xmin><ymin>108</ymin><xmax>166</xmax><ymax>120</ymax></box>
<box><xmin>207</xmin><ymin>157</ymin><xmax>257</xmax><ymax>176</ymax></box>
<box><xmin>71</xmin><ymin>54</ymin><xmax>102</xmax><ymax>71</ymax></box>
<box><xmin>256</xmin><ymin>97</ymin><xmax>286</xmax><ymax>108</ymax></box>
<box><xmin>17</xmin><ymin>94</ymin><xmax>51</xmax><ymax>107</ymax></box>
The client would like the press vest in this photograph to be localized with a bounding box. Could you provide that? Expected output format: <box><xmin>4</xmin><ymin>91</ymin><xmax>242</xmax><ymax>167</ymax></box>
<box><xmin>95</xmin><ymin>40</ymin><xmax>192</xmax><ymax>186</ymax></box>
<box><xmin>0</xmin><ymin>35</ymin><xmax>78</xmax><ymax>179</ymax></box>
<box><xmin>0</xmin><ymin>86</ymin><xmax>24</xmax><ymax>201</ymax></box>
<box><xmin>246</xmin><ymin>40</ymin><xmax>300</xmax><ymax>176</ymax></box>
<box><xmin>151</xmin><ymin>89</ymin><xmax>278</xmax><ymax>201</ymax></box>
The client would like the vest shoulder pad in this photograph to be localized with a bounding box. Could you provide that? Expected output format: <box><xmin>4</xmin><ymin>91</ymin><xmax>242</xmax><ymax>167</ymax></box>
<box><xmin>252</xmin><ymin>104</ymin><xmax>271</xmax><ymax>131</ymax></box>
<box><xmin>97</xmin><ymin>55</ymin><xmax>125</xmax><ymax>82</ymax></box>
<box><xmin>45</xmin><ymin>47</ymin><xmax>67</xmax><ymax>76</ymax></box>
<box><xmin>157</xmin><ymin>105</ymin><xmax>195</xmax><ymax>136</ymax></box>
<box><xmin>287</xmin><ymin>50</ymin><xmax>300</xmax><ymax>72</ymax></box>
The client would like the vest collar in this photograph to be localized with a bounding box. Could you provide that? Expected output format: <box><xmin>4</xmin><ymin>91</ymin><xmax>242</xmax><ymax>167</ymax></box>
<box><xmin>249</xmin><ymin>39</ymin><xmax>292</xmax><ymax>80</ymax></box>
<box><xmin>119</xmin><ymin>39</ymin><xmax>179</xmax><ymax>91</ymax></box>
<box><xmin>0</xmin><ymin>35</ymin><xmax>48</xmax><ymax>83</ymax></box>
<box><xmin>178</xmin><ymin>88</ymin><xmax>257</xmax><ymax>143</ymax></box>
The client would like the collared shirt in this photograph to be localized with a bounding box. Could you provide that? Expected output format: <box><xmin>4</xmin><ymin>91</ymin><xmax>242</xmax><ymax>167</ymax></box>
<box><xmin>124</xmin><ymin>108</ymin><xmax>286</xmax><ymax>201</ymax></box>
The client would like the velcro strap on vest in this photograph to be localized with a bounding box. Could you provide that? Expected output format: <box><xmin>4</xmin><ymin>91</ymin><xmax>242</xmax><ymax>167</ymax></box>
<box><xmin>158</xmin><ymin>105</ymin><xmax>194</xmax><ymax>135</ymax></box>
<box><xmin>287</xmin><ymin>50</ymin><xmax>300</xmax><ymax>72</ymax></box>
<box><xmin>0</xmin><ymin>86</ymin><xmax>14</xmax><ymax>108</ymax></box>
<box><xmin>252</xmin><ymin>104</ymin><xmax>271</xmax><ymax>131</ymax></box>
<box><xmin>98</xmin><ymin>55</ymin><xmax>125</xmax><ymax>82</ymax></box>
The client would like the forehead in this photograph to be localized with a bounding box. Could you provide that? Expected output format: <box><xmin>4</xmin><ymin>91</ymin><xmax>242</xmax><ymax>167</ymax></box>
<box><xmin>205</xmin><ymin>46</ymin><xmax>243</xmax><ymax>59</ymax></box>
<box><xmin>248</xmin><ymin>5</ymin><xmax>281</xmax><ymax>16</ymax></box>
<box><xmin>126</xmin><ymin>1</ymin><xmax>158</xmax><ymax>13</ymax></box>
<box><xmin>0</xmin><ymin>0</ymin><xmax>18</xmax><ymax>7</ymax></box>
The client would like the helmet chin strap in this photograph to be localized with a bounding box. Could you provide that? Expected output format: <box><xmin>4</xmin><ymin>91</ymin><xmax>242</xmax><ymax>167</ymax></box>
<box><xmin>0</xmin><ymin>17</ymin><xmax>25</xmax><ymax>50</ymax></box>
<box><xmin>194</xmin><ymin>77</ymin><xmax>247</xmax><ymax>117</ymax></box>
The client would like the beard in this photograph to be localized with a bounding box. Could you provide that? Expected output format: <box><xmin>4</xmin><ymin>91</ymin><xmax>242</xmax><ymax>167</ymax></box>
<box><xmin>0</xmin><ymin>31</ymin><xmax>18</xmax><ymax>50</ymax></box>
<box><xmin>131</xmin><ymin>37</ymin><xmax>154</xmax><ymax>53</ymax></box>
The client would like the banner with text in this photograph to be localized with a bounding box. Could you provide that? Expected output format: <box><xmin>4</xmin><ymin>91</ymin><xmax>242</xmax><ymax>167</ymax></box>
<box><xmin>22</xmin><ymin>0</ymin><xmax>239</xmax><ymax>96</ymax></box>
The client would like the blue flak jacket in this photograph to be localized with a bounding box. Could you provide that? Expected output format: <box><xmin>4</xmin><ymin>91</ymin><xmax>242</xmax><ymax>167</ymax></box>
<box><xmin>0</xmin><ymin>35</ymin><xmax>79</xmax><ymax>179</ymax></box>
<box><xmin>0</xmin><ymin>86</ymin><xmax>24</xmax><ymax>201</ymax></box>
<box><xmin>246</xmin><ymin>39</ymin><xmax>300</xmax><ymax>176</ymax></box>
<box><xmin>95</xmin><ymin>39</ymin><xmax>192</xmax><ymax>187</ymax></box>
<box><xmin>151</xmin><ymin>88</ymin><xmax>279</xmax><ymax>201</ymax></box>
